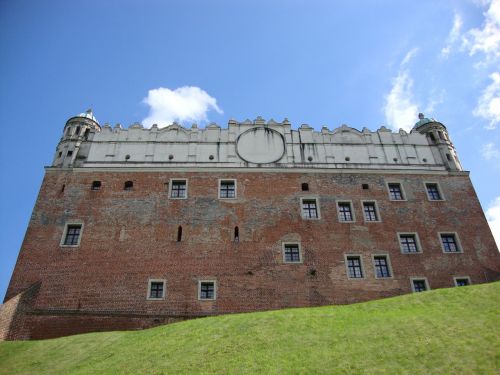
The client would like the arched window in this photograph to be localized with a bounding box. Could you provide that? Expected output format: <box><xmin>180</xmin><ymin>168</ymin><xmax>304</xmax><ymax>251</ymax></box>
<box><xmin>234</xmin><ymin>226</ymin><xmax>239</xmax><ymax>242</ymax></box>
<box><xmin>124</xmin><ymin>181</ymin><xmax>133</xmax><ymax>190</ymax></box>
<box><xmin>177</xmin><ymin>226</ymin><xmax>183</xmax><ymax>242</ymax></box>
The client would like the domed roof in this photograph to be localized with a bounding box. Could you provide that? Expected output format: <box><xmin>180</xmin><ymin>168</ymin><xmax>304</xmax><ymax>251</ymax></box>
<box><xmin>414</xmin><ymin>113</ymin><xmax>438</xmax><ymax>129</ymax></box>
<box><xmin>76</xmin><ymin>109</ymin><xmax>99</xmax><ymax>124</ymax></box>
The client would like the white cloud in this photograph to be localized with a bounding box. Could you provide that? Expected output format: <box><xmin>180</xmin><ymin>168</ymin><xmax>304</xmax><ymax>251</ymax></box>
<box><xmin>473</xmin><ymin>72</ymin><xmax>500</xmax><ymax>129</ymax></box>
<box><xmin>462</xmin><ymin>0</ymin><xmax>500</xmax><ymax>64</ymax></box>
<box><xmin>384</xmin><ymin>49</ymin><xmax>419</xmax><ymax>132</ymax></box>
<box><xmin>481</xmin><ymin>142</ymin><xmax>500</xmax><ymax>160</ymax></box>
<box><xmin>142</xmin><ymin>86</ymin><xmax>223</xmax><ymax>128</ymax></box>
<box><xmin>486</xmin><ymin>197</ymin><xmax>500</xmax><ymax>247</ymax></box>
<box><xmin>441</xmin><ymin>13</ymin><xmax>463</xmax><ymax>58</ymax></box>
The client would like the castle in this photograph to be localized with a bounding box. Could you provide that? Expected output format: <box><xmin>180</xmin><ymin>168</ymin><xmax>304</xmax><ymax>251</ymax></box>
<box><xmin>1</xmin><ymin>109</ymin><xmax>499</xmax><ymax>340</ymax></box>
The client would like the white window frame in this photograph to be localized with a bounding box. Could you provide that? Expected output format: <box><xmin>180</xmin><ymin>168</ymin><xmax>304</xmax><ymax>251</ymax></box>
<box><xmin>386</xmin><ymin>181</ymin><xmax>407</xmax><ymax>201</ymax></box>
<box><xmin>438</xmin><ymin>232</ymin><xmax>463</xmax><ymax>253</ymax></box>
<box><xmin>361</xmin><ymin>200</ymin><xmax>382</xmax><ymax>222</ymax></box>
<box><xmin>424</xmin><ymin>181</ymin><xmax>445</xmax><ymax>201</ymax></box>
<box><xmin>344</xmin><ymin>254</ymin><xmax>365</xmax><ymax>280</ymax></box>
<box><xmin>300</xmin><ymin>197</ymin><xmax>321</xmax><ymax>220</ymax></box>
<box><xmin>168</xmin><ymin>178</ymin><xmax>188</xmax><ymax>199</ymax></box>
<box><xmin>397</xmin><ymin>232</ymin><xmax>423</xmax><ymax>254</ymax></box>
<box><xmin>336</xmin><ymin>200</ymin><xmax>356</xmax><ymax>223</ymax></box>
<box><xmin>60</xmin><ymin>222</ymin><xmax>84</xmax><ymax>248</ymax></box>
<box><xmin>372</xmin><ymin>254</ymin><xmax>393</xmax><ymax>279</ymax></box>
<box><xmin>453</xmin><ymin>276</ymin><xmax>471</xmax><ymax>287</ymax></box>
<box><xmin>147</xmin><ymin>279</ymin><xmax>166</xmax><ymax>300</ymax></box>
<box><xmin>198</xmin><ymin>280</ymin><xmax>217</xmax><ymax>300</ymax></box>
<box><xmin>282</xmin><ymin>242</ymin><xmax>303</xmax><ymax>264</ymax></box>
<box><xmin>218</xmin><ymin>179</ymin><xmax>237</xmax><ymax>199</ymax></box>
<box><xmin>410</xmin><ymin>277</ymin><xmax>430</xmax><ymax>292</ymax></box>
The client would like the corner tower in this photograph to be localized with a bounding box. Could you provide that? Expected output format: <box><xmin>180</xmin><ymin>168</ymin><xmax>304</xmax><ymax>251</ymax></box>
<box><xmin>413</xmin><ymin>113</ymin><xmax>462</xmax><ymax>171</ymax></box>
<box><xmin>53</xmin><ymin>109</ymin><xmax>100</xmax><ymax>167</ymax></box>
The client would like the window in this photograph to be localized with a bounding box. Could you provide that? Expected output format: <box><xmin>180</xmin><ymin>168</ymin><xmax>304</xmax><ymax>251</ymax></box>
<box><xmin>177</xmin><ymin>226</ymin><xmax>183</xmax><ymax>242</ymax></box>
<box><xmin>410</xmin><ymin>278</ymin><xmax>429</xmax><ymax>292</ymax></box>
<box><xmin>283</xmin><ymin>243</ymin><xmax>302</xmax><ymax>263</ymax></box>
<box><xmin>454</xmin><ymin>277</ymin><xmax>471</xmax><ymax>287</ymax></box>
<box><xmin>301</xmin><ymin>198</ymin><xmax>320</xmax><ymax>219</ymax></box>
<box><xmin>425</xmin><ymin>183</ymin><xmax>443</xmax><ymax>201</ymax></box>
<box><xmin>234</xmin><ymin>226</ymin><xmax>239</xmax><ymax>242</ymax></box>
<box><xmin>362</xmin><ymin>201</ymin><xmax>380</xmax><ymax>222</ymax></box>
<box><xmin>398</xmin><ymin>233</ymin><xmax>421</xmax><ymax>253</ymax></box>
<box><xmin>75</xmin><ymin>126</ymin><xmax>81</xmax><ymax>135</ymax></box>
<box><xmin>198</xmin><ymin>280</ymin><xmax>216</xmax><ymax>300</ymax></box>
<box><xmin>346</xmin><ymin>255</ymin><xmax>363</xmax><ymax>279</ymax></box>
<box><xmin>147</xmin><ymin>280</ymin><xmax>165</xmax><ymax>300</ymax></box>
<box><xmin>387</xmin><ymin>183</ymin><xmax>405</xmax><ymax>200</ymax></box>
<box><xmin>373</xmin><ymin>255</ymin><xmax>391</xmax><ymax>278</ymax></box>
<box><xmin>60</xmin><ymin>223</ymin><xmax>83</xmax><ymax>247</ymax></box>
<box><xmin>83</xmin><ymin>129</ymin><xmax>90</xmax><ymax>140</ymax></box>
<box><xmin>91</xmin><ymin>181</ymin><xmax>101</xmax><ymax>191</ymax></box>
<box><xmin>219</xmin><ymin>180</ymin><xmax>236</xmax><ymax>199</ymax></box>
<box><xmin>439</xmin><ymin>233</ymin><xmax>462</xmax><ymax>253</ymax></box>
<box><xmin>362</xmin><ymin>184</ymin><xmax>369</xmax><ymax>190</ymax></box>
<box><xmin>337</xmin><ymin>201</ymin><xmax>354</xmax><ymax>222</ymax></box>
<box><xmin>58</xmin><ymin>151</ymin><xmax>62</xmax><ymax>158</ymax></box>
<box><xmin>67</xmin><ymin>150</ymin><xmax>73</xmax><ymax>157</ymax></box>
<box><xmin>124</xmin><ymin>181</ymin><xmax>133</xmax><ymax>191</ymax></box>
<box><xmin>301</xmin><ymin>183</ymin><xmax>309</xmax><ymax>191</ymax></box>
<box><xmin>169</xmin><ymin>179</ymin><xmax>187</xmax><ymax>199</ymax></box>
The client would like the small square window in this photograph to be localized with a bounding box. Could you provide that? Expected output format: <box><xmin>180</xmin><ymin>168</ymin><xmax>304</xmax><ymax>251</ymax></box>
<box><xmin>388</xmin><ymin>183</ymin><xmax>405</xmax><ymax>200</ymax></box>
<box><xmin>91</xmin><ymin>181</ymin><xmax>101</xmax><ymax>190</ymax></box>
<box><xmin>425</xmin><ymin>183</ymin><xmax>443</xmax><ymax>201</ymax></box>
<box><xmin>337</xmin><ymin>201</ymin><xmax>354</xmax><ymax>222</ymax></box>
<box><xmin>169</xmin><ymin>179</ymin><xmax>187</xmax><ymax>199</ymax></box>
<box><xmin>147</xmin><ymin>280</ymin><xmax>165</xmax><ymax>300</ymax></box>
<box><xmin>439</xmin><ymin>233</ymin><xmax>462</xmax><ymax>253</ymax></box>
<box><xmin>454</xmin><ymin>277</ymin><xmax>471</xmax><ymax>287</ymax></box>
<box><xmin>199</xmin><ymin>280</ymin><xmax>216</xmax><ymax>300</ymax></box>
<box><xmin>124</xmin><ymin>181</ymin><xmax>133</xmax><ymax>191</ymax></box>
<box><xmin>398</xmin><ymin>233</ymin><xmax>421</xmax><ymax>253</ymax></box>
<box><xmin>61</xmin><ymin>223</ymin><xmax>83</xmax><ymax>247</ymax></box>
<box><xmin>362</xmin><ymin>183</ymin><xmax>369</xmax><ymax>190</ymax></box>
<box><xmin>411</xmin><ymin>278</ymin><xmax>429</xmax><ymax>292</ymax></box>
<box><xmin>283</xmin><ymin>243</ymin><xmax>302</xmax><ymax>263</ymax></box>
<box><xmin>67</xmin><ymin>150</ymin><xmax>73</xmax><ymax>157</ymax></box>
<box><xmin>373</xmin><ymin>255</ymin><xmax>392</xmax><ymax>278</ymax></box>
<box><xmin>219</xmin><ymin>180</ymin><xmax>236</xmax><ymax>199</ymax></box>
<box><xmin>301</xmin><ymin>183</ymin><xmax>309</xmax><ymax>191</ymax></box>
<box><xmin>346</xmin><ymin>255</ymin><xmax>363</xmax><ymax>279</ymax></box>
<box><xmin>301</xmin><ymin>198</ymin><xmax>320</xmax><ymax>219</ymax></box>
<box><xmin>362</xmin><ymin>201</ymin><xmax>380</xmax><ymax>222</ymax></box>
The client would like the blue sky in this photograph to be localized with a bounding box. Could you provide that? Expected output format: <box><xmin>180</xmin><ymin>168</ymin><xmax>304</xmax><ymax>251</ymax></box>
<box><xmin>1</xmin><ymin>0</ymin><xmax>499</xmax><ymax>300</ymax></box>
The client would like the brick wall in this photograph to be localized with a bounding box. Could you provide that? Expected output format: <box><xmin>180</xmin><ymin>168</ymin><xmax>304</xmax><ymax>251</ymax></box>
<box><xmin>4</xmin><ymin>170</ymin><xmax>500</xmax><ymax>339</ymax></box>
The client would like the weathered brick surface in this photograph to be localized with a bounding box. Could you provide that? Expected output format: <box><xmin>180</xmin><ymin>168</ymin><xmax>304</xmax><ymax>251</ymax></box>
<box><xmin>4</xmin><ymin>170</ymin><xmax>500</xmax><ymax>339</ymax></box>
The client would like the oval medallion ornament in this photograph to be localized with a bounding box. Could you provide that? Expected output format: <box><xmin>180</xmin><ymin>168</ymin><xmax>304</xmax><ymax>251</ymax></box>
<box><xmin>236</xmin><ymin>127</ymin><xmax>286</xmax><ymax>164</ymax></box>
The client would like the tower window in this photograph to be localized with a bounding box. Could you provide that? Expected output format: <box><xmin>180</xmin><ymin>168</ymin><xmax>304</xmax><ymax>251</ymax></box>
<box><xmin>425</xmin><ymin>183</ymin><xmax>443</xmax><ymax>201</ymax></box>
<box><xmin>169</xmin><ymin>179</ymin><xmax>187</xmax><ymax>199</ymax></box>
<box><xmin>346</xmin><ymin>255</ymin><xmax>363</xmax><ymax>279</ymax></box>
<box><xmin>429</xmin><ymin>133</ymin><xmax>436</xmax><ymax>143</ymax></box>
<box><xmin>91</xmin><ymin>181</ymin><xmax>101</xmax><ymax>191</ymax></box>
<box><xmin>337</xmin><ymin>201</ymin><xmax>354</xmax><ymax>222</ymax></box>
<box><xmin>60</xmin><ymin>223</ymin><xmax>83</xmax><ymax>247</ymax></box>
<box><xmin>283</xmin><ymin>243</ymin><xmax>301</xmax><ymax>263</ymax></box>
<box><xmin>219</xmin><ymin>180</ymin><xmax>236</xmax><ymax>199</ymax></box>
<box><xmin>58</xmin><ymin>151</ymin><xmax>62</xmax><ymax>158</ymax></box>
<box><xmin>301</xmin><ymin>198</ymin><xmax>320</xmax><ymax>219</ymax></box>
<box><xmin>124</xmin><ymin>181</ymin><xmax>133</xmax><ymax>191</ymax></box>
<box><xmin>198</xmin><ymin>280</ymin><xmax>216</xmax><ymax>300</ymax></box>
<box><xmin>301</xmin><ymin>183</ymin><xmax>309</xmax><ymax>191</ymax></box>
<box><xmin>67</xmin><ymin>150</ymin><xmax>73</xmax><ymax>157</ymax></box>
<box><xmin>177</xmin><ymin>226</ymin><xmax>183</xmax><ymax>242</ymax></box>
<box><xmin>75</xmin><ymin>126</ymin><xmax>81</xmax><ymax>135</ymax></box>
<box><xmin>84</xmin><ymin>129</ymin><xmax>90</xmax><ymax>140</ymax></box>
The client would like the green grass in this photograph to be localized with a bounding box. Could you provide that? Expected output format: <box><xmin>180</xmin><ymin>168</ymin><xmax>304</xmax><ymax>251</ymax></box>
<box><xmin>1</xmin><ymin>282</ymin><xmax>499</xmax><ymax>374</ymax></box>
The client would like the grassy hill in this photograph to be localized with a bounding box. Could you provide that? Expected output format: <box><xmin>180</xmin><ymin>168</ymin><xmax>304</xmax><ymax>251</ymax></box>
<box><xmin>1</xmin><ymin>282</ymin><xmax>499</xmax><ymax>374</ymax></box>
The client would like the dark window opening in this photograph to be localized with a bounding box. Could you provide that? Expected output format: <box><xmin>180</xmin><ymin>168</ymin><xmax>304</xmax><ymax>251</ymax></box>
<box><xmin>220</xmin><ymin>180</ymin><xmax>235</xmax><ymax>198</ymax></box>
<box><xmin>301</xmin><ymin>183</ymin><xmax>309</xmax><ymax>191</ymax></box>
<box><xmin>177</xmin><ymin>226</ymin><xmax>183</xmax><ymax>242</ymax></box>
<box><xmin>200</xmin><ymin>281</ymin><xmax>215</xmax><ymax>300</ymax></box>
<box><xmin>63</xmin><ymin>224</ymin><xmax>82</xmax><ymax>246</ymax></box>
<box><xmin>67</xmin><ymin>150</ymin><xmax>73</xmax><ymax>157</ymax></box>
<box><xmin>400</xmin><ymin>234</ymin><xmax>419</xmax><ymax>253</ymax></box>
<box><xmin>284</xmin><ymin>244</ymin><xmax>301</xmax><ymax>263</ymax></box>
<box><xmin>374</xmin><ymin>256</ymin><xmax>391</xmax><ymax>278</ymax></box>
<box><xmin>75</xmin><ymin>126</ymin><xmax>81</xmax><ymax>136</ymax></box>
<box><xmin>61</xmin><ymin>184</ymin><xmax>65</xmax><ymax>193</ymax></box>
<box><xmin>302</xmin><ymin>199</ymin><xmax>318</xmax><ymax>219</ymax></box>
<box><xmin>426</xmin><ymin>183</ymin><xmax>442</xmax><ymax>200</ymax></box>
<box><xmin>347</xmin><ymin>256</ymin><xmax>363</xmax><ymax>278</ymax></box>
<box><xmin>124</xmin><ymin>181</ymin><xmax>133</xmax><ymax>191</ymax></box>
<box><xmin>429</xmin><ymin>133</ymin><xmax>436</xmax><ymax>143</ymax></box>
<box><xmin>170</xmin><ymin>180</ymin><xmax>187</xmax><ymax>198</ymax></box>
<box><xmin>362</xmin><ymin>184</ymin><xmax>369</xmax><ymax>190</ymax></box>
<box><xmin>149</xmin><ymin>282</ymin><xmax>164</xmax><ymax>299</ymax></box>
<box><xmin>455</xmin><ymin>278</ymin><xmax>470</xmax><ymax>287</ymax></box>
<box><xmin>438</xmin><ymin>131</ymin><xmax>445</xmax><ymax>140</ymax></box>
<box><xmin>58</xmin><ymin>151</ymin><xmax>62</xmax><ymax>158</ymax></box>
<box><xmin>412</xmin><ymin>279</ymin><xmax>427</xmax><ymax>292</ymax></box>
<box><xmin>338</xmin><ymin>202</ymin><xmax>353</xmax><ymax>221</ymax></box>
<box><xmin>234</xmin><ymin>226</ymin><xmax>239</xmax><ymax>242</ymax></box>
<box><xmin>446</xmin><ymin>153</ymin><xmax>452</xmax><ymax>161</ymax></box>
<box><xmin>388</xmin><ymin>183</ymin><xmax>404</xmax><ymax>200</ymax></box>
<box><xmin>84</xmin><ymin>129</ymin><xmax>90</xmax><ymax>140</ymax></box>
<box><xmin>65</xmin><ymin>128</ymin><xmax>71</xmax><ymax>137</ymax></box>
<box><xmin>91</xmin><ymin>181</ymin><xmax>101</xmax><ymax>190</ymax></box>
<box><xmin>363</xmin><ymin>202</ymin><xmax>378</xmax><ymax>221</ymax></box>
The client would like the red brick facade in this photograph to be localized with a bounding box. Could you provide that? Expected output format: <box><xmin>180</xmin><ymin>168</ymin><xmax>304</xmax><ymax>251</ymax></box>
<box><xmin>2</xmin><ymin>169</ymin><xmax>499</xmax><ymax>340</ymax></box>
